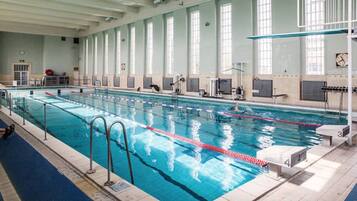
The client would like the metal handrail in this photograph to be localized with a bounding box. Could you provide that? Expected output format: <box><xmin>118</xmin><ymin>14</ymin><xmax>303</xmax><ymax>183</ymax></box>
<box><xmin>87</xmin><ymin>115</ymin><xmax>115</xmax><ymax>186</ymax></box>
<box><xmin>9</xmin><ymin>93</ymin><xmax>12</xmax><ymax>116</ymax></box>
<box><xmin>108</xmin><ymin>120</ymin><xmax>134</xmax><ymax>185</ymax></box>
<box><xmin>0</xmin><ymin>89</ymin><xmax>10</xmax><ymax>110</ymax></box>
<box><xmin>43</xmin><ymin>103</ymin><xmax>47</xmax><ymax>140</ymax></box>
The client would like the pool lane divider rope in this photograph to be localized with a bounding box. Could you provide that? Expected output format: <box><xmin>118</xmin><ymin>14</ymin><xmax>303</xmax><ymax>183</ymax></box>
<box><xmin>221</xmin><ymin>112</ymin><xmax>322</xmax><ymax>128</ymax></box>
<box><xmin>145</xmin><ymin>126</ymin><xmax>268</xmax><ymax>167</ymax></box>
<box><xmin>87</xmin><ymin>92</ymin><xmax>321</xmax><ymax>128</ymax></box>
<box><xmin>45</xmin><ymin>91</ymin><xmax>268</xmax><ymax>167</ymax></box>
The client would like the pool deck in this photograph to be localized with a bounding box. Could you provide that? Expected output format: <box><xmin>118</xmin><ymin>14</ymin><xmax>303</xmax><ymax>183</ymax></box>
<box><xmin>0</xmin><ymin>163</ymin><xmax>21</xmax><ymax>201</ymax></box>
<box><xmin>0</xmin><ymin>106</ymin><xmax>157</xmax><ymax>201</ymax></box>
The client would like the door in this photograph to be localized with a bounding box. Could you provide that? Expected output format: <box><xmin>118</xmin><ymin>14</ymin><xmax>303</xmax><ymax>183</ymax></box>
<box><xmin>13</xmin><ymin>64</ymin><xmax>29</xmax><ymax>86</ymax></box>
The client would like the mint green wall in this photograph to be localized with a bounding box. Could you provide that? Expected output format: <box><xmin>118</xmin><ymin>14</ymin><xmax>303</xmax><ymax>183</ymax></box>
<box><xmin>43</xmin><ymin>36</ymin><xmax>79</xmax><ymax>75</ymax></box>
<box><xmin>232</xmin><ymin>0</ymin><xmax>254</xmax><ymax>75</ymax></box>
<box><xmin>173</xmin><ymin>8</ymin><xmax>188</xmax><ymax>76</ymax></box>
<box><xmin>199</xmin><ymin>1</ymin><xmax>218</xmax><ymax>76</ymax></box>
<box><xmin>152</xmin><ymin>15</ymin><xmax>165</xmax><ymax>76</ymax></box>
<box><xmin>135</xmin><ymin>20</ymin><xmax>146</xmax><ymax>76</ymax></box>
<box><xmin>0</xmin><ymin>31</ymin><xmax>79</xmax><ymax>77</ymax></box>
<box><xmin>272</xmin><ymin>0</ymin><xmax>301</xmax><ymax>75</ymax></box>
<box><xmin>0</xmin><ymin>32</ymin><xmax>43</xmax><ymax>74</ymax></box>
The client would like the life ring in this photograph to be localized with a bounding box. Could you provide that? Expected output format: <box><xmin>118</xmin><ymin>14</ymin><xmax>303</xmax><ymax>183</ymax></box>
<box><xmin>45</xmin><ymin>69</ymin><xmax>54</xmax><ymax>76</ymax></box>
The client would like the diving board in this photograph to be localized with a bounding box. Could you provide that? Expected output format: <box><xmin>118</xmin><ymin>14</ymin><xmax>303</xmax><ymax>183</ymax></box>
<box><xmin>247</xmin><ymin>28</ymin><xmax>348</xmax><ymax>40</ymax></box>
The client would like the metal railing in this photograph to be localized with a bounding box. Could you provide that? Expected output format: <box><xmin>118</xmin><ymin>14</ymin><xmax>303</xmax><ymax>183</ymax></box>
<box><xmin>87</xmin><ymin>115</ymin><xmax>115</xmax><ymax>186</ymax></box>
<box><xmin>43</xmin><ymin>103</ymin><xmax>47</xmax><ymax>140</ymax></box>
<box><xmin>108</xmin><ymin>120</ymin><xmax>134</xmax><ymax>185</ymax></box>
<box><xmin>0</xmin><ymin>89</ymin><xmax>10</xmax><ymax>110</ymax></box>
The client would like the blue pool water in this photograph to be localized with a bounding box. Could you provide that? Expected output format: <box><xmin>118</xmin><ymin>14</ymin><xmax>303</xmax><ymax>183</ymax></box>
<box><xmin>4</xmin><ymin>88</ymin><xmax>346</xmax><ymax>201</ymax></box>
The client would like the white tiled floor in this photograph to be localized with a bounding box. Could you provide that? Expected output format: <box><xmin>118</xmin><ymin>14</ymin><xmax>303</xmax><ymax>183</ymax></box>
<box><xmin>259</xmin><ymin>145</ymin><xmax>357</xmax><ymax>201</ymax></box>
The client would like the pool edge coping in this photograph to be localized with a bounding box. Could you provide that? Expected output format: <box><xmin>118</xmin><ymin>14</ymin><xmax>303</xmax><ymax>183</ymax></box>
<box><xmin>0</xmin><ymin>106</ymin><xmax>158</xmax><ymax>201</ymax></box>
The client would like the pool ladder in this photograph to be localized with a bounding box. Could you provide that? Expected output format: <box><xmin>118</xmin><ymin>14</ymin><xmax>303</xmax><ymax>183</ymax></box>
<box><xmin>87</xmin><ymin>115</ymin><xmax>134</xmax><ymax>186</ymax></box>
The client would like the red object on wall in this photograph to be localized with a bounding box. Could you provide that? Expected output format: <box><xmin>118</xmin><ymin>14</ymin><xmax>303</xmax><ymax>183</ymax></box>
<box><xmin>45</xmin><ymin>69</ymin><xmax>54</xmax><ymax>76</ymax></box>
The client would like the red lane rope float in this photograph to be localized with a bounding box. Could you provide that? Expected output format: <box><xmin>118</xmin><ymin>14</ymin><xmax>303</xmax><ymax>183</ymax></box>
<box><xmin>146</xmin><ymin>126</ymin><xmax>267</xmax><ymax>167</ymax></box>
<box><xmin>45</xmin><ymin>92</ymin><xmax>55</xmax><ymax>96</ymax></box>
<box><xmin>222</xmin><ymin>112</ymin><xmax>322</xmax><ymax>128</ymax></box>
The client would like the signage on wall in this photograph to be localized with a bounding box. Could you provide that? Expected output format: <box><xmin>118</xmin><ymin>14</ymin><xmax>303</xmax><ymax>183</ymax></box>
<box><xmin>121</xmin><ymin>63</ymin><xmax>126</xmax><ymax>71</ymax></box>
<box><xmin>336</xmin><ymin>53</ymin><xmax>348</xmax><ymax>67</ymax></box>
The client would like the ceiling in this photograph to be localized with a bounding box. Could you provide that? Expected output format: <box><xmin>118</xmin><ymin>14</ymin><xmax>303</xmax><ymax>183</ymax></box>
<box><xmin>0</xmin><ymin>0</ymin><xmax>154</xmax><ymax>36</ymax></box>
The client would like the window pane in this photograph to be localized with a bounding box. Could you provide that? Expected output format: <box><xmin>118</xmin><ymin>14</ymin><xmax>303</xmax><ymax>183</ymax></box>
<box><xmin>220</xmin><ymin>3</ymin><xmax>232</xmax><ymax>74</ymax></box>
<box><xmin>257</xmin><ymin>0</ymin><xmax>272</xmax><ymax>75</ymax></box>
<box><xmin>305</xmin><ymin>0</ymin><xmax>325</xmax><ymax>75</ymax></box>
<box><xmin>130</xmin><ymin>26</ymin><xmax>136</xmax><ymax>75</ymax></box>
<box><xmin>116</xmin><ymin>30</ymin><xmax>121</xmax><ymax>75</ymax></box>
<box><xmin>104</xmin><ymin>33</ymin><xmax>109</xmax><ymax>75</ymax></box>
<box><xmin>94</xmin><ymin>36</ymin><xmax>98</xmax><ymax>75</ymax></box>
<box><xmin>85</xmin><ymin>38</ymin><xmax>89</xmax><ymax>76</ymax></box>
<box><xmin>190</xmin><ymin>10</ymin><xmax>200</xmax><ymax>75</ymax></box>
<box><xmin>166</xmin><ymin>16</ymin><xmax>174</xmax><ymax>75</ymax></box>
<box><xmin>146</xmin><ymin>21</ymin><xmax>153</xmax><ymax>75</ymax></box>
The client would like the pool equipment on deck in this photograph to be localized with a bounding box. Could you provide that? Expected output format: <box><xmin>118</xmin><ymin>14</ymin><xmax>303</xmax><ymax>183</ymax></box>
<box><xmin>231</xmin><ymin>62</ymin><xmax>246</xmax><ymax>101</ymax></box>
<box><xmin>316</xmin><ymin>125</ymin><xmax>350</xmax><ymax>146</ymax></box>
<box><xmin>209</xmin><ymin>78</ymin><xmax>220</xmax><ymax>97</ymax></box>
<box><xmin>321</xmin><ymin>86</ymin><xmax>357</xmax><ymax>115</ymax></box>
<box><xmin>170</xmin><ymin>74</ymin><xmax>185</xmax><ymax>95</ymax></box>
<box><xmin>257</xmin><ymin>145</ymin><xmax>308</xmax><ymax>177</ymax></box>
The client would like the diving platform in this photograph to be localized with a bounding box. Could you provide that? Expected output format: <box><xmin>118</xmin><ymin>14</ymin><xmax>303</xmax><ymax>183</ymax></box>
<box><xmin>247</xmin><ymin>28</ymin><xmax>348</xmax><ymax>40</ymax></box>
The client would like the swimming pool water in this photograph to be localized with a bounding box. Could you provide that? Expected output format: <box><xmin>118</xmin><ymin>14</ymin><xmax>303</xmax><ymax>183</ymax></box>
<box><xmin>5</xmin><ymin>89</ymin><xmax>346</xmax><ymax>201</ymax></box>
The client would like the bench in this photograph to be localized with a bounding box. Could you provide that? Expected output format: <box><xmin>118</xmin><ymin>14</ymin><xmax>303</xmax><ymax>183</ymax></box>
<box><xmin>272</xmin><ymin>94</ymin><xmax>288</xmax><ymax>104</ymax></box>
<box><xmin>257</xmin><ymin>145</ymin><xmax>308</xmax><ymax>177</ymax></box>
<box><xmin>316</xmin><ymin>125</ymin><xmax>350</xmax><ymax>146</ymax></box>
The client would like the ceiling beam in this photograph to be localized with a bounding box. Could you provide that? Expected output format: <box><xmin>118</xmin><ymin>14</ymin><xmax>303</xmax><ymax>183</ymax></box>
<box><xmin>0</xmin><ymin>15</ymin><xmax>88</xmax><ymax>29</ymax></box>
<box><xmin>108</xmin><ymin>0</ymin><xmax>153</xmax><ymax>7</ymax></box>
<box><xmin>0</xmin><ymin>2</ymin><xmax>103</xmax><ymax>22</ymax></box>
<box><xmin>0</xmin><ymin>0</ymin><xmax>123</xmax><ymax>18</ymax></box>
<box><xmin>53</xmin><ymin>0</ymin><xmax>139</xmax><ymax>13</ymax></box>
<box><xmin>0</xmin><ymin>9</ymin><xmax>98</xmax><ymax>26</ymax></box>
<box><xmin>0</xmin><ymin>21</ymin><xmax>79</xmax><ymax>37</ymax></box>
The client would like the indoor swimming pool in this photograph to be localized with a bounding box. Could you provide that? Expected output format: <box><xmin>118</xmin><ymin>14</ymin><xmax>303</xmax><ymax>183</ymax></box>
<box><xmin>1</xmin><ymin>88</ymin><xmax>347</xmax><ymax>201</ymax></box>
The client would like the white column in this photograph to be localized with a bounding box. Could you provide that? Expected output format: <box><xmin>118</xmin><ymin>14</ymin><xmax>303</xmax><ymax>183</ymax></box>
<box><xmin>347</xmin><ymin>0</ymin><xmax>353</xmax><ymax>145</ymax></box>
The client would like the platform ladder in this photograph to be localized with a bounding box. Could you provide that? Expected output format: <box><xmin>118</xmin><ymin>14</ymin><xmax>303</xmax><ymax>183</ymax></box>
<box><xmin>87</xmin><ymin>115</ymin><xmax>134</xmax><ymax>186</ymax></box>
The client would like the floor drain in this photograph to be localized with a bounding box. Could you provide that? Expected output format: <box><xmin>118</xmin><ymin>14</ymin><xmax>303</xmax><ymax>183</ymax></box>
<box><xmin>110</xmin><ymin>181</ymin><xmax>130</xmax><ymax>192</ymax></box>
